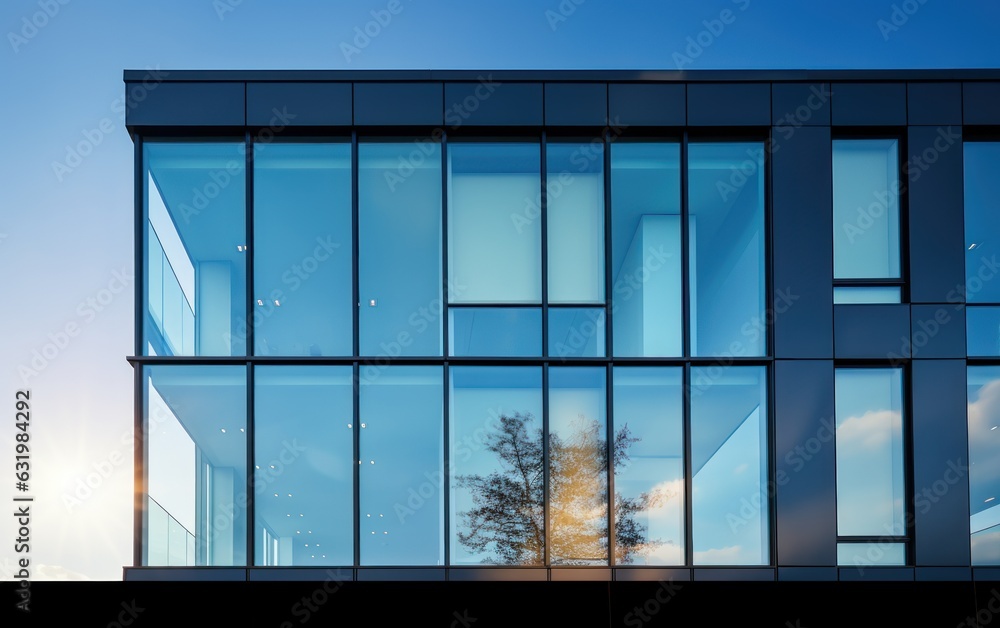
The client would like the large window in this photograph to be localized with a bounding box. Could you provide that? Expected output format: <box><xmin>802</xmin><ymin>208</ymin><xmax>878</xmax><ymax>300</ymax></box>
<box><xmin>254</xmin><ymin>143</ymin><xmax>352</xmax><ymax>356</ymax></box>
<box><xmin>832</xmin><ymin>139</ymin><xmax>902</xmax><ymax>304</ymax></box>
<box><xmin>834</xmin><ymin>368</ymin><xmax>907</xmax><ymax>566</ymax></box>
<box><xmin>968</xmin><ymin>367</ymin><xmax>1000</xmax><ymax>564</ymax></box>
<box><xmin>610</xmin><ymin>141</ymin><xmax>766</xmax><ymax>357</ymax></box>
<box><xmin>144</xmin><ymin>142</ymin><xmax>246</xmax><ymax>356</ymax></box>
<box><xmin>964</xmin><ymin>142</ymin><xmax>1000</xmax><ymax>357</ymax></box>
<box><xmin>139</xmin><ymin>134</ymin><xmax>772</xmax><ymax>571</ymax></box>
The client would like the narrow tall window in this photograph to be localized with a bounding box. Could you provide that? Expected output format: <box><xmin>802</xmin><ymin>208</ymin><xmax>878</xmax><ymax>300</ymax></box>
<box><xmin>832</xmin><ymin>139</ymin><xmax>902</xmax><ymax>304</ymax></box>
<box><xmin>835</xmin><ymin>367</ymin><xmax>907</xmax><ymax>566</ymax></box>
<box><xmin>968</xmin><ymin>367</ymin><xmax>1000</xmax><ymax>564</ymax></box>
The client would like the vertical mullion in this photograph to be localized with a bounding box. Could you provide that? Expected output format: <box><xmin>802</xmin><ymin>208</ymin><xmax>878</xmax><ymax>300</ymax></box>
<box><xmin>541</xmin><ymin>133</ymin><xmax>549</xmax><ymax>358</ymax></box>
<box><xmin>353</xmin><ymin>362</ymin><xmax>361</xmax><ymax>571</ymax></box>
<box><xmin>442</xmin><ymin>363</ymin><xmax>450</xmax><ymax>573</ymax></box>
<box><xmin>352</xmin><ymin>132</ymin><xmax>359</xmax><ymax>357</ymax></box>
<box><xmin>606</xmin><ymin>364</ymin><xmax>615</xmax><ymax>567</ymax></box>
<box><xmin>246</xmin><ymin>363</ymin><xmax>255</xmax><ymax>568</ymax></box>
<box><xmin>543</xmin><ymin>362</ymin><xmax>550</xmax><ymax>573</ymax></box>
<box><xmin>604</xmin><ymin>131</ymin><xmax>613</xmax><ymax>359</ymax></box>
<box><xmin>246</xmin><ymin>131</ymin><xmax>254</xmax><ymax>357</ymax></box>
<box><xmin>684</xmin><ymin>363</ymin><xmax>693</xmax><ymax>567</ymax></box>
<box><xmin>352</xmin><ymin>131</ymin><xmax>361</xmax><ymax>573</ymax></box>
<box><xmin>681</xmin><ymin>134</ymin><xmax>690</xmax><ymax>358</ymax></box>
<box><xmin>133</xmin><ymin>133</ymin><xmax>145</xmax><ymax>567</ymax></box>
<box><xmin>244</xmin><ymin>131</ymin><xmax>255</xmax><ymax>571</ymax></box>
<box><xmin>442</xmin><ymin>133</ymin><xmax>450</xmax><ymax>358</ymax></box>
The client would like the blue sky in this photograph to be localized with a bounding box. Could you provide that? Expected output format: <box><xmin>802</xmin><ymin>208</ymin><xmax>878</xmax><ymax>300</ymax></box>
<box><xmin>1</xmin><ymin>0</ymin><xmax>998</xmax><ymax>582</ymax></box>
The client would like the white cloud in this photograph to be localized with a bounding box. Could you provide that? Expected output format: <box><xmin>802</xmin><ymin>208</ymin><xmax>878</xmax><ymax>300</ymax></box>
<box><xmin>693</xmin><ymin>545</ymin><xmax>743</xmax><ymax>565</ymax></box>
<box><xmin>836</xmin><ymin>410</ymin><xmax>900</xmax><ymax>450</ymax></box>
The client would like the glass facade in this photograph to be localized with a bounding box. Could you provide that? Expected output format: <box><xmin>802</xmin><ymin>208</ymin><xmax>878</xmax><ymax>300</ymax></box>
<box><xmin>138</xmin><ymin>132</ymin><xmax>773</xmax><ymax>571</ymax></box>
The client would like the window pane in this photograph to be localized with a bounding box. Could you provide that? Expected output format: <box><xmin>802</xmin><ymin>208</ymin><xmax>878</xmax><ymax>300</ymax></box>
<box><xmin>254</xmin><ymin>366</ymin><xmax>353</xmax><ymax>566</ymax></box>
<box><xmin>549</xmin><ymin>367</ymin><xmax>607</xmax><ymax>565</ymax></box>
<box><xmin>144</xmin><ymin>365</ymin><xmax>246</xmax><ymax>566</ymax></box>
<box><xmin>449</xmin><ymin>308</ymin><xmax>541</xmax><ymax>357</ymax></box>
<box><xmin>835</xmin><ymin>368</ymin><xmax>905</xmax><ymax>537</ymax></box>
<box><xmin>449</xmin><ymin>367</ymin><xmax>544</xmax><ymax>565</ymax></box>
<box><xmin>549</xmin><ymin>308</ymin><xmax>606</xmax><ymax>359</ymax></box>
<box><xmin>689</xmin><ymin>143</ymin><xmax>766</xmax><ymax>357</ymax></box>
<box><xmin>613</xmin><ymin>367</ymin><xmax>684</xmax><ymax>565</ymax></box>
<box><xmin>611</xmin><ymin>143</ymin><xmax>682</xmax><ymax>357</ymax></box>
<box><xmin>833</xmin><ymin>286</ymin><xmax>901</xmax><ymax>304</ymax></box>
<box><xmin>145</xmin><ymin>142</ymin><xmax>245</xmax><ymax>356</ymax></box>
<box><xmin>833</xmin><ymin>139</ymin><xmax>900</xmax><ymax>279</ymax></box>
<box><xmin>360</xmin><ymin>142</ymin><xmax>443</xmax><ymax>356</ymax></box>
<box><xmin>965</xmin><ymin>143</ymin><xmax>1000</xmax><ymax>303</ymax></box>
<box><xmin>837</xmin><ymin>542</ymin><xmax>906</xmax><ymax>567</ymax></box>
<box><xmin>690</xmin><ymin>365</ymin><xmax>768</xmax><ymax>565</ymax></box>
<box><xmin>968</xmin><ymin>367</ymin><xmax>1000</xmax><ymax>564</ymax></box>
<box><xmin>547</xmin><ymin>142</ymin><xmax>605</xmax><ymax>304</ymax></box>
<box><xmin>448</xmin><ymin>143</ymin><xmax>541</xmax><ymax>303</ymax></box>
<box><xmin>254</xmin><ymin>143</ymin><xmax>352</xmax><ymax>356</ymax></box>
<box><xmin>360</xmin><ymin>366</ymin><xmax>443</xmax><ymax>565</ymax></box>
<box><xmin>968</xmin><ymin>307</ymin><xmax>1000</xmax><ymax>356</ymax></box>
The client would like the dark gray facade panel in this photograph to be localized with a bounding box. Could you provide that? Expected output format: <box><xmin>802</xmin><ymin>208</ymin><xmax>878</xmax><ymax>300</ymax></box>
<box><xmin>964</xmin><ymin>82</ymin><xmax>1000</xmax><ymax>125</ymax></box>
<box><xmin>687</xmin><ymin>83</ymin><xmax>770</xmax><ymax>126</ymax></box>
<box><xmin>447</xmin><ymin>568</ymin><xmax>548</xmax><ymax>582</ymax></box>
<box><xmin>973</xmin><ymin>567</ymin><xmax>1000</xmax><ymax>581</ymax></box>
<box><xmin>248</xmin><ymin>568</ymin><xmax>354</xmax><ymax>581</ymax></box>
<box><xmin>777</xmin><ymin>567</ymin><xmax>838</xmax><ymax>581</ymax></box>
<box><xmin>771</xmin><ymin>83</ymin><xmax>831</xmax><ymax>126</ymax></box>
<box><xmin>692</xmin><ymin>568</ymin><xmax>774</xmax><ymax>581</ymax></box>
<box><xmin>551</xmin><ymin>568</ymin><xmax>611</xmax><ymax>581</ymax></box>
<box><xmin>357</xmin><ymin>568</ymin><xmax>446</xmax><ymax>581</ymax></box>
<box><xmin>544</xmin><ymin>83</ymin><xmax>607</xmax><ymax>126</ymax></box>
<box><xmin>608</xmin><ymin>83</ymin><xmax>685</xmax><ymax>126</ymax></box>
<box><xmin>444</xmin><ymin>81</ymin><xmax>541</xmax><ymax>126</ymax></box>
<box><xmin>774</xmin><ymin>360</ymin><xmax>837</xmax><ymax>566</ymax></box>
<box><xmin>838</xmin><ymin>567</ymin><xmax>914</xmax><ymax>581</ymax></box>
<box><xmin>613</xmin><ymin>568</ymin><xmax>691</xmax><ymax>582</ymax></box>
<box><xmin>772</xmin><ymin>127</ymin><xmax>833</xmax><ymax>358</ymax></box>
<box><xmin>126</xmin><ymin>81</ymin><xmax>245</xmax><ymax>127</ymax></box>
<box><xmin>834</xmin><ymin>305</ymin><xmax>911</xmax><ymax>359</ymax></box>
<box><xmin>910</xmin><ymin>305</ymin><xmax>966</xmax><ymax>359</ymax></box>
<box><xmin>907</xmin><ymin>82</ymin><xmax>963</xmax><ymax>125</ymax></box>
<box><xmin>911</xmin><ymin>360</ymin><xmax>971</xmax><ymax>567</ymax></box>
<box><xmin>908</xmin><ymin>126</ymin><xmax>965</xmax><ymax>303</ymax></box>
<box><xmin>124</xmin><ymin>567</ymin><xmax>247</xmax><ymax>581</ymax></box>
<box><xmin>246</xmin><ymin>82</ymin><xmax>352</xmax><ymax>126</ymax></box>
<box><xmin>354</xmin><ymin>82</ymin><xmax>444</xmax><ymax>126</ymax></box>
<box><xmin>831</xmin><ymin>83</ymin><xmax>906</xmax><ymax>126</ymax></box>
<box><xmin>915</xmin><ymin>567</ymin><xmax>972</xmax><ymax>581</ymax></box>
